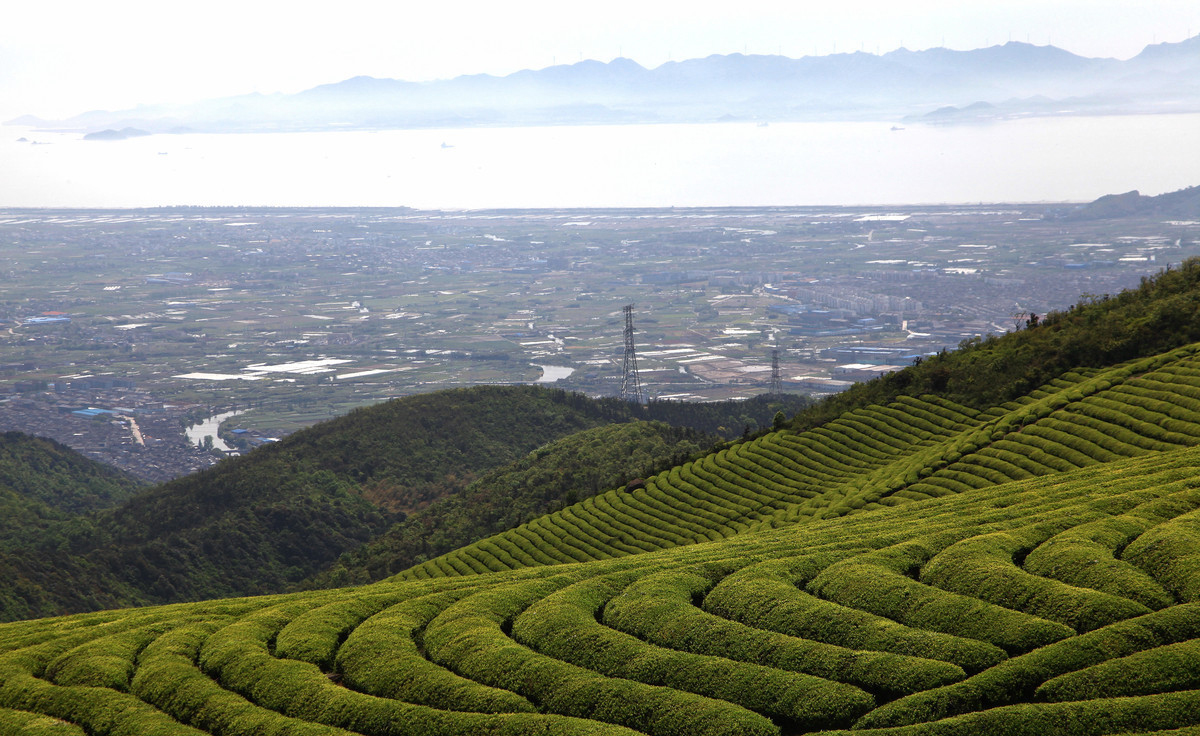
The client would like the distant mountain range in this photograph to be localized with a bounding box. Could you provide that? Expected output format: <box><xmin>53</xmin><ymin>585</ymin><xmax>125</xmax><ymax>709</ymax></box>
<box><xmin>8</xmin><ymin>35</ymin><xmax>1200</xmax><ymax>135</ymax></box>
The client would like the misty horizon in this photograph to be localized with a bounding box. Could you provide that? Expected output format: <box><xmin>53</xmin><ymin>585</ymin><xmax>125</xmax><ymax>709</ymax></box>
<box><xmin>9</xmin><ymin>33</ymin><xmax>1200</xmax><ymax>128</ymax></box>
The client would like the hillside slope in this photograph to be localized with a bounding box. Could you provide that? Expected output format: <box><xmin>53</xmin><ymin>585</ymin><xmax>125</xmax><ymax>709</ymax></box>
<box><xmin>406</xmin><ymin>342</ymin><xmax>1200</xmax><ymax>579</ymax></box>
<box><xmin>4</xmin><ymin>424</ymin><xmax>1200</xmax><ymax>734</ymax></box>
<box><xmin>0</xmin><ymin>431</ymin><xmax>146</xmax><ymax>621</ymax></box>
<box><xmin>0</xmin><ymin>387</ymin><xmax>803</xmax><ymax>621</ymax></box>
<box><xmin>304</xmin><ymin>421</ymin><xmax>718</xmax><ymax>588</ymax></box>
<box><xmin>0</xmin><ymin>431</ymin><xmax>145</xmax><ymax>517</ymax></box>
<box><xmin>790</xmin><ymin>257</ymin><xmax>1200</xmax><ymax>429</ymax></box>
<box><xmin>1068</xmin><ymin>184</ymin><xmax>1200</xmax><ymax>219</ymax></box>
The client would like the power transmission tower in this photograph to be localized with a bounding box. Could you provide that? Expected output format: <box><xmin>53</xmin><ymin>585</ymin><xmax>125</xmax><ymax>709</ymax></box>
<box><xmin>769</xmin><ymin>349</ymin><xmax>783</xmax><ymax>394</ymax></box>
<box><xmin>620</xmin><ymin>304</ymin><xmax>644</xmax><ymax>404</ymax></box>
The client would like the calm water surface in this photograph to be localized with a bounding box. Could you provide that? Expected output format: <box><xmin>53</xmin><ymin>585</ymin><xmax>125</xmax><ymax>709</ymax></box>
<box><xmin>4</xmin><ymin>115</ymin><xmax>1199</xmax><ymax>208</ymax></box>
<box><xmin>184</xmin><ymin>410</ymin><xmax>246</xmax><ymax>452</ymax></box>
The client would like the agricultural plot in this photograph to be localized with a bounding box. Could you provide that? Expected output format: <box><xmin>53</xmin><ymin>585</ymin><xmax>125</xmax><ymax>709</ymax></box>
<box><xmin>11</xmin><ymin>342</ymin><xmax>1200</xmax><ymax>734</ymax></box>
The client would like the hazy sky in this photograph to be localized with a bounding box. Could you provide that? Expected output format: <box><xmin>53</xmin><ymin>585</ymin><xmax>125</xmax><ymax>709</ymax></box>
<box><xmin>2</xmin><ymin>0</ymin><xmax>1198</xmax><ymax>121</ymax></box>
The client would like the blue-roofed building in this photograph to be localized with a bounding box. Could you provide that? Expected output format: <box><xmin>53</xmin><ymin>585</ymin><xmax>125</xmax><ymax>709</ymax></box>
<box><xmin>72</xmin><ymin>408</ymin><xmax>118</xmax><ymax>419</ymax></box>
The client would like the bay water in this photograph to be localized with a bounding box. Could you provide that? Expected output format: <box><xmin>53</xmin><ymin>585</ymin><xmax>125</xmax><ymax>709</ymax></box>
<box><xmin>3</xmin><ymin>114</ymin><xmax>1198</xmax><ymax>209</ymax></box>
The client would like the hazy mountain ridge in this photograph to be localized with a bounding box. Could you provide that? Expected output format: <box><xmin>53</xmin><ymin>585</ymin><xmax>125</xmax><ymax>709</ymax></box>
<box><xmin>11</xmin><ymin>36</ymin><xmax>1199</xmax><ymax>135</ymax></box>
<box><xmin>1068</xmin><ymin>185</ymin><xmax>1200</xmax><ymax>219</ymax></box>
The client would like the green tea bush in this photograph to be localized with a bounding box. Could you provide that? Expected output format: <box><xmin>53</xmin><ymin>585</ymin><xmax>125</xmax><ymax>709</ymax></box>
<box><xmin>0</xmin><ymin>707</ymin><xmax>85</xmax><ymax>735</ymax></box>
<box><xmin>198</xmin><ymin>600</ymin><xmax>634</xmax><ymax>736</ymax></box>
<box><xmin>1108</xmin><ymin>387</ymin><xmax>1200</xmax><ymax>431</ymax></box>
<box><xmin>591</xmin><ymin>494</ymin><xmax>688</xmax><ymax>545</ymax></box>
<box><xmin>586</xmin><ymin>497</ymin><xmax>680</xmax><ymax>547</ymax></box>
<box><xmin>834</xmin><ymin>690</ymin><xmax>1200</xmax><ymax>736</ymax></box>
<box><xmin>0</xmin><ymin>645</ymin><xmax>204</xmax><ymax>736</ymax></box>
<box><xmin>992</xmin><ymin>438</ymin><xmax>1080</xmax><ymax>472</ymax></box>
<box><xmin>763</xmin><ymin>435</ymin><xmax>854</xmax><ymax>475</ymax></box>
<box><xmin>808</xmin><ymin>540</ymin><xmax>1076</xmax><ymax>654</ymax></box>
<box><xmin>1036</xmin><ymin>638</ymin><xmax>1200</xmax><ymax>701</ymax></box>
<box><xmin>335</xmin><ymin>590</ymin><xmax>536</xmax><ymax>713</ymax></box>
<box><xmin>565</xmin><ymin>508</ymin><xmax>646</xmax><ymax>555</ymax></box>
<box><xmin>132</xmin><ymin>621</ymin><xmax>351</xmax><ymax>736</ymax></box>
<box><xmin>1061</xmin><ymin>410</ymin><xmax>1174</xmax><ymax>452</ymax></box>
<box><xmin>1124</xmin><ymin>507</ymin><xmax>1200</xmax><ymax>602</ymax></box>
<box><xmin>649</xmin><ymin>478</ymin><xmax>738</xmax><ymax>525</ymax></box>
<box><xmin>508</xmin><ymin>525</ymin><xmax>570</xmax><ymax>564</ymax></box>
<box><xmin>1023</xmin><ymin>515</ymin><xmax>1175</xmax><ymax>610</ymax></box>
<box><xmin>959</xmin><ymin>452</ymin><xmax>1034</xmax><ymax>481</ymax></box>
<box><xmin>1085</xmin><ymin>397</ymin><xmax>1200</xmax><ymax>446</ymax></box>
<box><xmin>1015</xmin><ymin>426</ymin><xmax>1101</xmax><ymax>467</ymax></box>
<box><xmin>274</xmin><ymin>592</ymin><xmax>405</xmax><ymax>669</ymax></box>
<box><xmin>511</xmin><ymin>574</ymin><xmax>873</xmax><ymax>730</ymax></box>
<box><xmin>974</xmin><ymin>444</ymin><xmax>1060</xmax><ymax>473</ymax></box>
<box><xmin>422</xmin><ymin>579</ymin><xmax>778</xmax><ymax>736</ymax></box>
<box><xmin>857</xmin><ymin>602</ymin><xmax>1200</xmax><ymax>728</ymax></box>
<box><xmin>702</xmin><ymin>559</ymin><xmax>1006</xmax><ymax>673</ymax></box>
<box><xmin>602</xmin><ymin>568</ymin><xmax>965</xmax><ymax>697</ymax></box>
<box><xmin>920</xmin><ymin>528</ymin><xmax>1152</xmax><ymax>632</ymax></box>
<box><xmin>1042</xmin><ymin>418</ymin><xmax>1143</xmax><ymax>458</ymax></box>
<box><xmin>43</xmin><ymin>627</ymin><xmax>167</xmax><ymax>692</ymax></box>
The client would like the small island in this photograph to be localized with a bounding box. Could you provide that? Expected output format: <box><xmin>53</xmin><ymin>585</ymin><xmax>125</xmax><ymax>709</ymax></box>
<box><xmin>83</xmin><ymin>127</ymin><xmax>151</xmax><ymax>141</ymax></box>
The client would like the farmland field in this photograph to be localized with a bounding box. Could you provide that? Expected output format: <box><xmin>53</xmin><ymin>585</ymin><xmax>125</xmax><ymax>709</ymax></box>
<box><xmin>2</xmin><ymin>204</ymin><xmax>1197</xmax><ymax>481</ymax></box>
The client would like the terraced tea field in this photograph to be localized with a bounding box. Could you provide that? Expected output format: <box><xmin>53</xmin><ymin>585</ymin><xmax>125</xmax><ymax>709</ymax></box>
<box><xmin>411</xmin><ymin>343</ymin><xmax>1200</xmax><ymax>578</ymax></box>
<box><xmin>9</xmin><ymin>342</ymin><xmax>1200</xmax><ymax>735</ymax></box>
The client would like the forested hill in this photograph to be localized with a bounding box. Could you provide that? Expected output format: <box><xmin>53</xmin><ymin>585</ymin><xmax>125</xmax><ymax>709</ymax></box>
<box><xmin>0</xmin><ymin>429</ymin><xmax>144</xmax><ymax>549</ymax></box>
<box><xmin>0</xmin><ymin>431</ymin><xmax>146</xmax><ymax>621</ymax></box>
<box><xmin>0</xmin><ymin>431</ymin><xmax>144</xmax><ymax>516</ymax></box>
<box><xmin>0</xmin><ymin>387</ymin><xmax>804</xmax><ymax>622</ymax></box>
<box><xmin>304</xmin><ymin>420</ymin><xmax>718</xmax><ymax>588</ymax></box>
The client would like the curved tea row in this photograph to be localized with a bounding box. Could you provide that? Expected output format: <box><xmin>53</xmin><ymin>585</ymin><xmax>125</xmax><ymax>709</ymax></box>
<box><xmin>4</xmin><ymin>444</ymin><xmax>1200</xmax><ymax>734</ymax></box>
